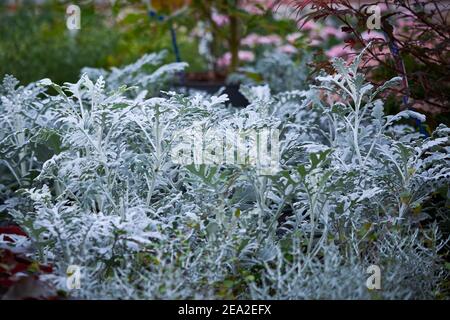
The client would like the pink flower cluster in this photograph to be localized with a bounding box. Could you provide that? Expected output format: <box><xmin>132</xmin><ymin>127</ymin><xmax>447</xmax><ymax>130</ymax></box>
<box><xmin>325</xmin><ymin>44</ymin><xmax>355</xmax><ymax>59</ymax></box>
<box><xmin>211</xmin><ymin>0</ymin><xmax>277</xmax><ymax>22</ymax></box>
<box><xmin>295</xmin><ymin>20</ymin><xmax>390</xmax><ymax>65</ymax></box>
<box><xmin>325</xmin><ymin>31</ymin><xmax>392</xmax><ymax>67</ymax></box>
<box><xmin>239</xmin><ymin>0</ymin><xmax>277</xmax><ymax>15</ymax></box>
<box><xmin>212</xmin><ymin>13</ymin><xmax>229</xmax><ymax>27</ymax></box>
<box><xmin>278</xmin><ymin>44</ymin><xmax>297</xmax><ymax>54</ymax></box>
<box><xmin>241</xmin><ymin>33</ymin><xmax>283</xmax><ymax>47</ymax></box>
<box><xmin>240</xmin><ymin>33</ymin><xmax>298</xmax><ymax>56</ymax></box>
<box><xmin>217</xmin><ymin>51</ymin><xmax>255</xmax><ymax>68</ymax></box>
<box><xmin>288</xmin><ymin>20</ymin><xmax>349</xmax><ymax>54</ymax></box>
<box><xmin>210</xmin><ymin>1</ymin><xmax>440</xmax><ymax>70</ymax></box>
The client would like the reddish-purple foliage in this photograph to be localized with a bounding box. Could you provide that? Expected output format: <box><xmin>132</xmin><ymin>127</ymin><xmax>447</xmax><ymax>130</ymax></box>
<box><xmin>281</xmin><ymin>0</ymin><xmax>450</xmax><ymax>114</ymax></box>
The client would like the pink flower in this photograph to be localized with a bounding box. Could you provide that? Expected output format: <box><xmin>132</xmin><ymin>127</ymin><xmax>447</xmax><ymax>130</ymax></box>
<box><xmin>361</xmin><ymin>30</ymin><xmax>385</xmax><ymax>42</ymax></box>
<box><xmin>239</xmin><ymin>0</ymin><xmax>276</xmax><ymax>15</ymax></box>
<box><xmin>397</xmin><ymin>18</ymin><xmax>415</xmax><ymax>29</ymax></box>
<box><xmin>217</xmin><ymin>54</ymin><xmax>231</xmax><ymax>68</ymax></box>
<box><xmin>217</xmin><ymin>51</ymin><xmax>255</xmax><ymax>68</ymax></box>
<box><xmin>319</xmin><ymin>26</ymin><xmax>346</xmax><ymax>40</ymax></box>
<box><xmin>298</xmin><ymin>20</ymin><xmax>318</xmax><ymax>31</ymax></box>
<box><xmin>325</xmin><ymin>44</ymin><xmax>355</xmax><ymax>59</ymax></box>
<box><xmin>308</xmin><ymin>39</ymin><xmax>322</xmax><ymax>46</ymax></box>
<box><xmin>379</xmin><ymin>3</ymin><xmax>389</xmax><ymax>12</ymax></box>
<box><xmin>286</xmin><ymin>32</ymin><xmax>302</xmax><ymax>44</ymax></box>
<box><xmin>278</xmin><ymin>44</ymin><xmax>297</xmax><ymax>54</ymax></box>
<box><xmin>239</xmin><ymin>50</ymin><xmax>255</xmax><ymax>62</ymax></box>
<box><xmin>258</xmin><ymin>35</ymin><xmax>282</xmax><ymax>46</ymax></box>
<box><xmin>242</xmin><ymin>33</ymin><xmax>282</xmax><ymax>47</ymax></box>
<box><xmin>394</xmin><ymin>18</ymin><xmax>417</xmax><ymax>38</ymax></box>
<box><xmin>242</xmin><ymin>34</ymin><xmax>259</xmax><ymax>47</ymax></box>
<box><xmin>212</xmin><ymin>13</ymin><xmax>229</xmax><ymax>27</ymax></box>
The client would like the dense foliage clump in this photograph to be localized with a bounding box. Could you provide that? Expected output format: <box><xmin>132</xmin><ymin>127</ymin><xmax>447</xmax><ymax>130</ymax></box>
<box><xmin>0</xmin><ymin>47</ymin><xmax>448</xmax><ymax>299</ymax></box>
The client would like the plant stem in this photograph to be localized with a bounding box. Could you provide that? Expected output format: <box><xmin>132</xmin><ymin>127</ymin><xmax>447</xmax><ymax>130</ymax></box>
<box><xmin>228</xmin><ymin>6</ymin><xmax>240</xmax><ymax>73</ymax></box>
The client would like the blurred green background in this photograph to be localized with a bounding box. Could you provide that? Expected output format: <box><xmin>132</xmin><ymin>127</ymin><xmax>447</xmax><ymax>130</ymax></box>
<box><xmin>0</xmin><ymin>0</ymin><xmax>208</xmax><ymax>85</ymax></box>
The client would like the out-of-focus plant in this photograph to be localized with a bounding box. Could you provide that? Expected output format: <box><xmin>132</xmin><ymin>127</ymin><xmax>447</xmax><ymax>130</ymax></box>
<box><xmin>82</xmin><ymin>50</ymin><xmax>188</xmax><ymax>96</ymax></box>
<box><xmin>108</xmin><ymin>0</ymin><xmax>208</xmax><ymax>72</ymax></box>
<box><xmin>189</xmin><ymin>0</ymin><xmax>296</xmax><ymax>74</ymax></box>
<box><xmin>228</xmin><ymin>50</ymin><xmax>311</xmax><ymax>92</ymax></box>
<box><xmin>1</xmin><ymin>46</ymin><xmax>448</xmax><ymax>299</ymax></box>
<box><xmin>0</xmin><ymin>2</ymin><xmax>120</xmax><ymax>85</ymax></box>
<box><xmin>0</xmin><ymin>0</ymin><xmax>204</xmax><ymax>84</ymax></box>
<box><xmin>0</xmin><ymin>75</ymin><xmax>56</xmax><ymax>196</ymax></box>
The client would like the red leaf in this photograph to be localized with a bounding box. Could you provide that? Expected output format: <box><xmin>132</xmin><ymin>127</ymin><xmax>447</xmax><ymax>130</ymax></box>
<box><xmin>11</xmin><ymin>262</ymin><xmax>29</xmax><ymax>274</ymax></box>
<box><xmin>39</xmin><ymin>264</ymin><xmax>53</xmax><ymax>274</ymax></box>
<box><xmin>0</xmin><ymin>226</ymin><xmax>28</xmax><ymax>237</ymax></box>
<box><xmin>3</xmin><ymin>235</ymin><xmax>14</xmax><ymax>243</ymax></box>
<box><xmin>0</xmin><ymin>278</ymin><xmax>15</xmax><ymax>287</ymax></box>
<box><xmin>345</xmin><ymin>38</ymin><xmax>356</xmax><ymax>48</ymax></box>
